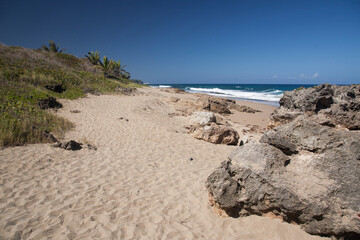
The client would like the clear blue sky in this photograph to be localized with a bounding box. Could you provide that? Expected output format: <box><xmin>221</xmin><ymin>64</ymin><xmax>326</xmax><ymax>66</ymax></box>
<box><xmin>0</xmin><ymin>0</ymin><xmax>359</xmax><ymax>84</ymax></box>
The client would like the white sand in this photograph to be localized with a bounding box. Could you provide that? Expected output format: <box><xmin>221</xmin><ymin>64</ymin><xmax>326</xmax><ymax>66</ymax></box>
<box><xmin>0</xmin><ymin>88</ymin><xmax>327</xmax><ymax>239</ymax></box>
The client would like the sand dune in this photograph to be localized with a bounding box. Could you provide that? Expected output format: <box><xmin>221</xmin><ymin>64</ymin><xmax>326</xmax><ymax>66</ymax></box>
<box><xmin>0</xmin><ymin>88</ymin><xmax>327</xmax><ymax>239</ymax></box>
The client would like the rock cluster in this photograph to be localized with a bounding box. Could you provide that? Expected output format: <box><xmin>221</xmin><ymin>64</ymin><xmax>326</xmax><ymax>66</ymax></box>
<box><xmin>206</xmin><ymin>84</ymin><xmax>360</xmax><ymax>239</ymax></box>
<box><xmin>269</xmin><ymin>84</ymin><xmax>360</xmax><ymax>130</ymax></box>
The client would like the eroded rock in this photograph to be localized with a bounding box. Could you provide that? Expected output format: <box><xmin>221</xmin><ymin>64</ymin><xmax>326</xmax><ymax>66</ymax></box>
<box><xmin>189</xmin><ymin>111</ymin><xmax>216</xmax><ymax>125</ymax></box>
<box><xmin>193</xmin><ymin>123</ymin><xmax>239</xmax><ymax>145</ymax></box>
<box><xmin>206</xmin><ymin>117</ymin><xmax>360</xmax><ymax>239</ymax></box>
<box><xmin>270</xmin><ymin>84</ymin><xmax>360</xmax><ymax>130</ymax></box>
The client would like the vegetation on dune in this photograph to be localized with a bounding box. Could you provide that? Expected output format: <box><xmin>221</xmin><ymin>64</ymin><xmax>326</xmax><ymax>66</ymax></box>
<box><xmin>85</xmin><ymin>50</ymin><xmax>100</xmax><ymax>65</ymax></box>
<box><xmin>98</xmin><ymin>56</ymin><xmax>112</xmax><ymax>77</ymax></box>
<box><xmin>0</xmin><ymin>42</ymin><xmax>143</xmax><ymax>147</ymax></box>
<box><xmin>41</xmin><ymin>40</ymin><xmax>65</xmax><ymax>53</ymax></box>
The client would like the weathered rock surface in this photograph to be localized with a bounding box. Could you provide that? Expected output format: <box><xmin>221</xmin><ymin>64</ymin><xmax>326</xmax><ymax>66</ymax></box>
<box><xmin>269</xmin><ymin>84</ymin><xmax>360</xmax><ymax>130</ymax></box>
<box><xmin>206</xmin><ymin>115</ymin><xmax>360</xmax><ymax>239</ymax></box>
<box><xmin>193</xmin><ymin>123</ymin><xmax>239</xmax><ymax>145</ymax></box>
<box><xmin>195</xmin><ymin>97</ymin><xmax>231</xmax><ymax>114</ymax></box>
<box><xmin>189</xmin><ymin>111</ymin><xmax>216</xmax><ymax>125</ymax></box>
<box><xmin>231</xmin><ymin>104</ymin><xmax>261</xmax><ymax>113</ymax></box>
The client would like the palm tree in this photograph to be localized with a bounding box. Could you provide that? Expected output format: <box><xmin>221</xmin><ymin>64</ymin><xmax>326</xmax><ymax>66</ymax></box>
<box><xmin>85</xmin><ymin>51</ymin><xmax>100</xmax><ymax>65</ymax></box>
<box><xmin>122</xmin><ymin>71</ymin><xmax>131</xmax><ymax>79</ymax></box>
<box><xmin>41</xmin><ymin>40</ymin><xmax>65</xmax><ymax>53</ymax></box>
<box><xmin>110</xmin><ymin>60</ymin><xmax>127</xmax><ymax>77</ymax></box>
<box><xmin>99</xmin><ymin>56</ymin><xmax>112</xmax><ymax>77</ymax></box>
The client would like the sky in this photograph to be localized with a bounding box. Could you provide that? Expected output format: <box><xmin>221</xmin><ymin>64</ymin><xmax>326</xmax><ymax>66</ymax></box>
<box><xmin>0</xmin><ymin>0</ymin><xmax>359</xmax><ymax>84</ymax></box>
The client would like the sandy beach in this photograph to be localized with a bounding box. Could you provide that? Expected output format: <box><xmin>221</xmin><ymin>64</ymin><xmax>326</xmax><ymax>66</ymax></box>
<box><xmin>0</xmin><ymin>87</ymin><xmax>327</xmax><ymax>240</ymax></box>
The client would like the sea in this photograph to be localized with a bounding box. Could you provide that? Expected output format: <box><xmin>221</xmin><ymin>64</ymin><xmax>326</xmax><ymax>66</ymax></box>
<box><xmin>148</xmin><ymin>84</ymin><xmax>316</xmax><ymax>106</ymax></box>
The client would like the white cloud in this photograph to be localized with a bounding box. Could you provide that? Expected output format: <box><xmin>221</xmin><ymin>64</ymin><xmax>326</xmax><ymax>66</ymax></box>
<box><xmin>312</xmin><ymin>73</ymin><xmax>319</xmax><ymax>78</ymax></box>
<box><xmin>300</xmin><ymin>74</ymin><xmax>306</xmax><ymax>78</ymax></box>
<box><xmin>272</xmin><ymin>74</ymin><xmax>278</xmax><ymax>79</ymax></box>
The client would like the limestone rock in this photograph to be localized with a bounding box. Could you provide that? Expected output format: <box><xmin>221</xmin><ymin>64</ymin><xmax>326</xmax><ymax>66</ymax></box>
<box><xmin>193</xmin><ymin>123</ymin><xmax>239</xmax><ymax>145</ymax></box>
<box><xmin>206</xmin><ymin>118</ymin><xmax>360</xmax><ymax>239</ymax></box>
<box><xmin>196</xmin><ymin>96</ymin><xmax>233</xmax><ymax>114</ymax></box>
<box><xmin>270</xmin><ymin>84</ymin><xmax>360</xmax><ymax>130</ymax></box>
<box><xmin>189</xmin><ymin>111</ymin><xmax>216</xmax><ymax>125</ymax></box>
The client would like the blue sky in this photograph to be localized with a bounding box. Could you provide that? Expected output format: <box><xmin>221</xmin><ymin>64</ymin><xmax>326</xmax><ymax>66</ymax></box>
<box><xmin>0</xmin><ymin>0</ymin><xmax>359</xmax><ymax>84</ymax></box>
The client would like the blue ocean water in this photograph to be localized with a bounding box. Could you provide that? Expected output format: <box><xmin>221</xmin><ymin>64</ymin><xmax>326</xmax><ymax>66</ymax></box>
<box><xmin>149</xmin><ymin>84</ymin><xmax>316</xmax><ymax>106</ymax></box>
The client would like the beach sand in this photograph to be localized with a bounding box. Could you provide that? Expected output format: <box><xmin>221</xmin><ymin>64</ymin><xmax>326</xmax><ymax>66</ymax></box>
<box><xmin>0</xmin><ymin>87</ymin><xmax>327</xmax><ymax>239</ymax></box>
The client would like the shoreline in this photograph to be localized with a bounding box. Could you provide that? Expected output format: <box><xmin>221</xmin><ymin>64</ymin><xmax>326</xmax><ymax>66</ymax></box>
<box><xmin>148</xmin><ymin>84</ymin><xmax>287</xmax><ymax>107</ymax></box>
<box><xmin>0</xmin><ymin>87</ymin><xmax>326</xmax><ymax>239</ymax></box>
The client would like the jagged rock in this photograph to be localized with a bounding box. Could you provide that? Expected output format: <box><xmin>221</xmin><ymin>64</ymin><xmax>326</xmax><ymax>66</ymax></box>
<box><xmin>196</xmin><ymin>96</ymin><xmax>233</xmax><ymax>114</ymax></box>
<box><xmin>270</xmin><ymin>84</ymin><xmax>360</xmax><ymax>130</ymax></box>
<box><xmin>231</xmin><ymin>104</ymin><xmax>261</xmax><ymax>113</ymax></box>
<box><xmin>52</xmin><ymin>140</ymin><xmax>82</xmax><ymax>150</ymax></box>
<box><xmin>37</xmin><ymin>97</ymin><xmax>62</xmax><ymax>109</ymax></box>
<box><xmin>189</xmin><ymin>111</ymin><xmax>216</xmax><ymax>125</ymax></box>
<box><xmin>193</xmin><ymin>123</ymin><xmax>239</xmax><ymax>145</ymax></box>
<box><xmin>45</xmin><ymin>84</ymin><xmax>66</xmax><ymax>93</ymax></box>
<box><xmin>206</xmin><ymin>117</ymin><xmax>360</xmax><ymax>239</ymax></box>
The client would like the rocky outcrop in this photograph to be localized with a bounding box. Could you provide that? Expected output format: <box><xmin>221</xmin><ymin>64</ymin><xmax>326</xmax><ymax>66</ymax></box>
<box><xmin>206</xmin><ymin>84</ymin><xmax>360</xmax><ymax>239</ymax></box>
<box><xmin>189</xmin><ymin>111</ymin><xmax>216</xmax><ymax>125</ymax></box>
<box><xmin>192</xmin><ymin>123</ymin><xmax>239</xmax><ymax>145</ymax></box>
<box><xmin>231</xmin><ymin>104</ymin><xmax>261</xmax><ymax>113</ymax></box>
<box><xmin>269</xmin><ymin>84</ymin><xmax>360</xmax><ymax>130</ymax></box>
<box><xmin>196</xmin><ymin>96</ymin><xmax>233</xmax><ymax>114</ymax></box>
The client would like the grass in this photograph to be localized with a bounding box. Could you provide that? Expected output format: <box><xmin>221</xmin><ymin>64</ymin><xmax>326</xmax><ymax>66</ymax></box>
<box><xmin>0</xmin><ymin>43</ymin><xmax>142</xmax><ymax>147</ymax></box>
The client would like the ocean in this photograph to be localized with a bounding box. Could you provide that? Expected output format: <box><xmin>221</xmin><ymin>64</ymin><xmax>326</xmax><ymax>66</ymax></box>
<box><xmin>149</xmin><ymin>84</ymin><xmax>316</xmax><ymax>106</ymax></box>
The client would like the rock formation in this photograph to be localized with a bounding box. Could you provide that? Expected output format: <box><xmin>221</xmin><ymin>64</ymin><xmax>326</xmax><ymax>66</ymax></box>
<box><xmin>206</xmin><ymin>84</ymin><xmax>360</xmax><ymax>239</ymax></box>
<box><xmin>269</xmin><ymin>84</ymin><xmax>360</xmax><ymax>130</ymax></box>
<box><xmin>189</xmin><ymin>111</ymin><xmax>216</xmax><ymax>125</ymax></box>
<box><xmin>192</xmin><ymin>123</ymin><xmax>239</xmax><ymax>145</ymax></box>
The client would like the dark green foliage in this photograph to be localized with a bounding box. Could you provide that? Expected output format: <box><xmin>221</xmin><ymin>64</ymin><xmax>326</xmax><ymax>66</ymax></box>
<box><xmin>99</xmin><ymin>56</ymin><xmax>112</xmax><ymax>77</ymax></box>
<box><xmin>41</xmin><ymin>40</ymin><xmax>65</xmax><ymax>53</ymax></box>
<box><xmin>0</xmin><ymin>44</ymin><xmax>142</xmax><ymax>147</ymax></box>
<box><xmin>110</xmin><ymin>60</ymin><xmax>127</xmax><ymax>77</ymax></box>
<box><xmin>85</xmin><ymin>51</ymin><xmax>101</xmax><ymax>65</ymax></box>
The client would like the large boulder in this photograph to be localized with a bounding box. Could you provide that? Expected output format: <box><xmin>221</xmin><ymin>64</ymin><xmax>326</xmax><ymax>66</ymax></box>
<box><xmin>269</xmin><ymin>84</ymin><xmax>360</xmax><ymax>130</ymax></box>
<box><xmin>206</xmin><ymin>117</ymin><xmax>360</xmax><ymax>239</ymax></box>
<box><xmin>189</xmin><ymin>111</ymin><xmax>216</xmax><ymax>125</ymax></box>
<box><xmin>193</xmin><ymin>123</ymin><xmax>239</xmax><ymax>145</ymax></box>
